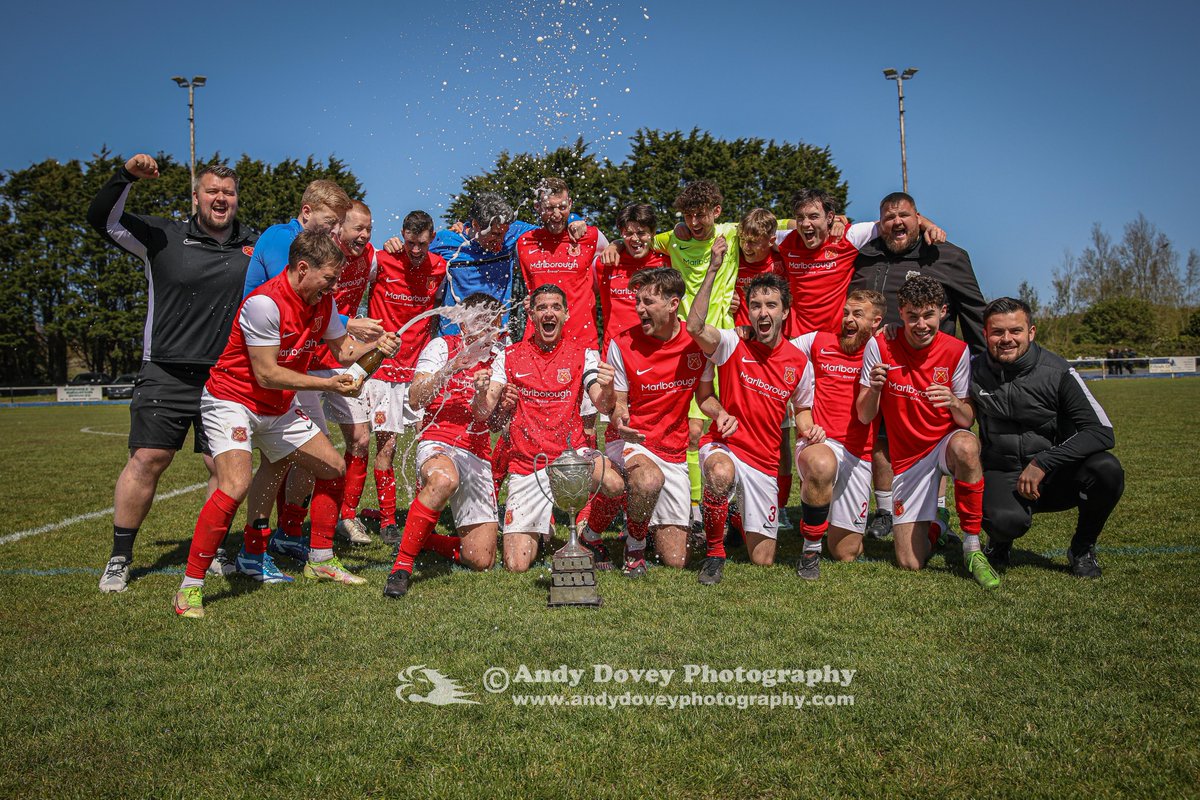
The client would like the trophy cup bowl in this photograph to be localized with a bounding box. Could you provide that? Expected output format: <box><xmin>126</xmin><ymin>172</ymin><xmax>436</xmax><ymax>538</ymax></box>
<box><xmin>533</xmin><ymin>436</ymin><xmax>606</xmax><ymax>607</ymax></box>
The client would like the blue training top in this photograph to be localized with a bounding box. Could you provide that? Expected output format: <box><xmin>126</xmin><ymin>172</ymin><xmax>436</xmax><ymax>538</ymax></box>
<box><xmin>431</xmin><ymin>220</ymin><xmax>538</xmax><ymax>334</ymax></box>
<box><xmin>242</xmin><ymin>218</ymin><xmax>303</xmax><ymax>297</ymax></box>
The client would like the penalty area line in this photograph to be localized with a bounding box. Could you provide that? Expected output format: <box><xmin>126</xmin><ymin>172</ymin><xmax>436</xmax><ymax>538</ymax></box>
<box><xmin>0</xmin><ymin>482</ymin><xmax>207</xmax><ymax>547</ymax></box>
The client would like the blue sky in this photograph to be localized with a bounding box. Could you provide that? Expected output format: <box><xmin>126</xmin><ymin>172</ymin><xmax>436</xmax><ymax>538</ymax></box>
<box><xmin>3</xmin><ymin>0</ymin><xmax>1196</xmax><ymax>302</ymax></box>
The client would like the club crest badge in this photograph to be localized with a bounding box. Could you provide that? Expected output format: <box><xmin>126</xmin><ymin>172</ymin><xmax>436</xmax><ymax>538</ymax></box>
<box><xmin>311</xmin><ymin>315</ymin><xmax>324</xmax><ymax>333</ymax></box>
<box><xmin>505</xmin><ymin>508</ymin><xmax>514</xmax><ymax>526</ymax></box>
<box><xmin>688</xmin><ymin>353</ymin><xmax>702</xmax><ymax>371</ymax></box>
<box><xmin>375</xmin><ymin>411</ymin><xmax>387</xmax><ymax>426</ymax></box>
<box><xmin>933</xmin><ymin>366</ymin><xmax>950</xmax><ymax>385</ymax></box>
<box><xmin>824</xmin><ymin>250</ymin><xmax>838</xmax><ymax>261</ymax></box>
<box><xmin>567</xmin><ymin>242</ymin><xmax>582</xmax><ymax>258</ymax></box>
<box><xmin>784</xmin><ymin>366</ymin><xmax>796</xmax><ymax>385</ymax></box>
<box><xmin>242</xmin><ymin>246</ymin><xmax>254</xmax><ymax>258</ymax></box>
<box><xmin>231</xmin><ymin>427</ymin><xmax>248</xmax><ymax>443</ymax></box>
<box><xmin>557</xmin><ymin>368</ymin><xmax>571</xmax><ymax>384</ymax></box>
<box><xmin>894</xmin><ymin>499</ymin><xmax>905</xmax><ymax>517</ymax></box>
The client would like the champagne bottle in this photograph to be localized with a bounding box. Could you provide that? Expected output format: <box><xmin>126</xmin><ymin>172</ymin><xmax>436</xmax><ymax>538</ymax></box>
<box><xmin>345</xmin><ymin>347</ymin><xmax>385</xmax><ymax>398</ymax></box>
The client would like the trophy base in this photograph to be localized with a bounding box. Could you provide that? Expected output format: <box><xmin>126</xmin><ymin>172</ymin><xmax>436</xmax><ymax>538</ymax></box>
<box><xmin>548</xmin><ymin>553</ymin><xmax>603</xmax><ymax>608</ymax></box>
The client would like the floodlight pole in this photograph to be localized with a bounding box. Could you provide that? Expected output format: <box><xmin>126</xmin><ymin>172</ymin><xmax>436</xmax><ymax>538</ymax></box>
<box><xmin>171</xmin><ymin>75</ymin><xmax>207</xmax><ymax>214</ymax></box>
<box><xmin>883</xmin><ymin>68</ymin><xmax>918</xmax><ymax>192</ymax></box>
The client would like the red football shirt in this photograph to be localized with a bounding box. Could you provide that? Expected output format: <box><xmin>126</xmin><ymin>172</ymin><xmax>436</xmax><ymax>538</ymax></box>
<box><xmin>517</xmin><ymin>226</ymin><xmax>600</xmax><ymax>347</ymax></box>
<box><xmin>792</xmin><ymin>331</ymin><xmax>875</xmax><ymax>461</ymax></box>
<box><xmin>607</xmin><ymin>323</ymin><xmax>707</xmax><ymax>463</ymax></box>
<box><xmin>206</xmin><ymin>272</ymin><xmax>344</xmax><ymax>416</ymax></box>
<box><xmin>413</xmin><ymin>334</ymin><xmax>502</xmax><ymax>459</ymax></box>
<box><xmin>732</xmin><ymin>250</ymin><xmax>784</xmax><ymax>327</ymax></box>
<box><xmin>780</xmin><ymin>222</ymin><xmax>876</xmax><ymax>337</ymax></box>
<box><xmin>597</xmin><ymin>248</ymin><xmax>669</xmax><ymax>356</ymax></box>
<box><xmin>368</xmin><ymin>249</ymin><xmax>448</xmax><ymax>383</ymax></box>
<box><xmin>311</xmin><ymin>241</ymin><xmax>377</xmax><ymax>371</ymax></box>
<box><xmin>700</xmin><ymin>329</ymin><xmax>813</xmax><ymax>476</ymax></box>
<box><xmin>859</xmin><ymin>330</ymin><xmax>971</xmax><ymax>473</ymax></box>
<box><xmin>490</xmin><ymin>338</ymin><xmax>599</xmax><ymax>474</ymax></box>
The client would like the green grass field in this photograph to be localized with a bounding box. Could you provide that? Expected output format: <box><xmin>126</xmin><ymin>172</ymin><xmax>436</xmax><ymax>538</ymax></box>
<box><xmin>1</xmin><ymin>379</ymin><xmax>1197</xmax><ymax>798</ymax></box>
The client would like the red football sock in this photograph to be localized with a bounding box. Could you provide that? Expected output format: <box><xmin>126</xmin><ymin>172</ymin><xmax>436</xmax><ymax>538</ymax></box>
<box><xmin>375</xmin><ymin>468</ymin><xmax>397</xmax><ymax>526</ymax></box>
<box><xmin>778</xmin><ymin>474</ymin><xmax>793</xmax><ymax>509</ymax></box>
<box><xmin>954</xmin><ymin>478</ymin><xmax>984</xmax><ymax>535</ymax></box>
<box><xmin>425</xmin><ymin>533</ymin><xmax>462</xmax><ymax>563</ymax></box>
<box><xmin>309</xmin><ymin>477</ymin><xmax>344</xmax><ymax>550</ymax></box>
<box><xmin>186</xmin><ymin>490</ymin><xmax>240</xmax><ymax>579</ymax></box>
<box><xmin>702</xmin><ymin>489</ymin><xmax>730</xmax><ymax>559</ymax></box>
<box><xmin>280</xmin><ymin>502</ymin><xmax>307</xmax><ymax>538</ymax></box>
<box><xmin>585</xmin><ymin>493</ymin><xmax>624</xmax><ymax>534</ymax></box>
<box><xmin>392</xmin><ymin>497</ymin><xmax>440</xmax><ymax>572</ymax></box>
<box><xmin>627</xmin><ymin>518</ymin><xmax>650</xmax><ymax>545</ymax></box>
<box><xmin>340</xmin><ymin>454</ymin><xmax>368</xmax><ymax>520</ymax></box>
<box><xmin>243</xmin><ymin>519</ymin><xmax>270</xmax><ymax>555</ymax></box>
<box><xmin>729</xmin><ymin>511</ymin><xmax>744</xmax><ymax>535</ymax></box>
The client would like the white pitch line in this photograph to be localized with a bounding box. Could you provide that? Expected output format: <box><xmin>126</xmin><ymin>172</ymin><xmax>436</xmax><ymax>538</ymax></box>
<box><xmin>0</xmin><ymin>482</ymin><xmax>207</xmax><ymax>546</ymax></box>
<box><xmin>80</xmin><ymin>426</ymin><xmax>127</xmax><ymax>437</ymax></box>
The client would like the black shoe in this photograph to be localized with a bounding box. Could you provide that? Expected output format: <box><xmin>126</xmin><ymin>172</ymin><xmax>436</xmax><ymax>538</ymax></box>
<box><xmin>796</xmin><ymin>552</ymin><xmax>820</xmax><ymax>580</ymax></box>
<box><xmin>1068</xmin><ymin>545</ymin><xmax>1102</xmax><ymax>579</ymax></box>
<box><xmin>698</xmin><ymin>556</ymin><xmax>726</xmax><ymax>586</ymax></box>
<box><xmin>864</xmin><ymin>510</ymin><xmax>893</xmax><ymax>541</ymax></box>
<box><xmin>984</xmin><ymin>539</ymin><xmax>1011</xmax><ymax>569</ymax></box>
<box><xmin>384</xmin><ymin>568</ymin><xmax>411</xmax><ymax>598</ymax></box>
<box><xmin>380</xmin><ymin>524</ymin><xmax>402</xmax><ymax>546</ymax></box>
<box><xmin>582</xmin><ymin>537</ymin><xmax>614</xmax><ymax>571</ymax></box>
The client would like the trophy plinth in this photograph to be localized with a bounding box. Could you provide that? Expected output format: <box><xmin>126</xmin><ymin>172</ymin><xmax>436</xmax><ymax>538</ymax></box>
<box><xmin>535</xmin><ymin>439</ymin><xmax>604</xmax><ymax>608</ymax></box>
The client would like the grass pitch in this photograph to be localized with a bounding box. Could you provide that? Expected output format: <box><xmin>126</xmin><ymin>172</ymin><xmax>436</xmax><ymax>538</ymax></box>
<box><xmin>0</xmin><ymin>379</ymin><xmax>1197</xmax><ymax>798</ymax></box>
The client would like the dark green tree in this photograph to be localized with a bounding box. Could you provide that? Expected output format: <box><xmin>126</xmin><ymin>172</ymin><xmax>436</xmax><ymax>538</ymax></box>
<box><xmin>1077</xmin><ymin>296</ymin><xmax>1157</xmax><ymax>346</ymax></box>
<box><xmin>448</xmin><ymin>129</ymin><xmax>848</xmax><ymax>235</ymax></box>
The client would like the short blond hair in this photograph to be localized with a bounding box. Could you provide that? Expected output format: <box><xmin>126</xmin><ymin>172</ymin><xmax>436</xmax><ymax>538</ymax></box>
<box><xmin>739</xmin><ymin>208</ymin><xmax>777</xmax><ymax>243</ymax></box>
<box><xmin>301</xmin><ymin>180</ymin><xmax>352</xmax><ymax>215</ymax></box>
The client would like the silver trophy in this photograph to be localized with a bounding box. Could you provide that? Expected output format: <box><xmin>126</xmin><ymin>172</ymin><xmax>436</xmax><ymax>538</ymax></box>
<box><xmin>533</xmin><ymin>436</ymin><xmax>606</xmax><ymax>608</ymax></box>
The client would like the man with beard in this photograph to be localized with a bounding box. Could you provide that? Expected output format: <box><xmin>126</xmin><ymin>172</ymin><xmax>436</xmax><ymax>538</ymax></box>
<box><xmin>687</xmin><ymin>238</ymin><xmax>814</xmax><ymax>585</ymax></box>
<box><xmin>850</xmin><ymin>192</ymin><xmax>983</xmax><ymax>543</ymax></box>
<box><xmin>471</xmin><ymin>284</ymin><xmax>625</xmax><ymax>573</ymax></box>
<box><xmin>971</xmin><ymin>297</ymin><xmax>1123</xmax><ymax>578</ymax></box>
<box><xmin>790</xmin><ymin>290</ymin><xmax>886</xmax><ymax>579</ymax></box>
<box><xmin>88</xmin><ymin>154</ymin><xmax>258</xmax><ymax>593</ymax></box>
<box><xmin>591</xmin><ymin>267</ymin><xmax>708</xmax><ymax>577</ymax></box>
<box><xmin>856</xmin><ymin>276</ymin><xmax>999</xmax><ymax>589</ymax></box>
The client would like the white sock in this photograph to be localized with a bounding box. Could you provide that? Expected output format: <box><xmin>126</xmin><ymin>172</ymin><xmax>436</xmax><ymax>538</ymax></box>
<box><xmin>581</xmin><ymin>526</ymin><xmax>602</xmax><ymax>543</ymax></box>
<box><xmin>937</xmin><ymin>495</ymin><xmax>947</xmax><ymax>509</ymax></box>
<box><xmin>625</xmin><ymin>534</ymin><xmax>646</xmax><ymax>553</ymax></box>
<box><xmin>962</xmin><ymin>533</ymin><xmax>981</xmax><ymax>554</ymax></box>
<box><xmin>309</xmin><ymin>548</ymin><xmax>334</xmax><ymax>563</ymax></box>
<box><xmin>180</xmin><ymin>576</ymin><xmax>204</xmax><ymax>589</ymax></box>
<box><xmin>803</xmin><ymin>538</ymin><xmax>822</xmax><ymax>554</ymax></box>
<box><xmin>875</xmin><ymin>490</ymin><xmax>893</xmax><ymax>514</ymax></box>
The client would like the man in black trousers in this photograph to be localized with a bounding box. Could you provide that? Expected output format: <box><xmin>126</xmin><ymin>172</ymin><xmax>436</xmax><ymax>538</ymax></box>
<box><xmin>970</xmin><ymin>297</ymin><xmax>1124</xmax><ymax>578</ymax></box>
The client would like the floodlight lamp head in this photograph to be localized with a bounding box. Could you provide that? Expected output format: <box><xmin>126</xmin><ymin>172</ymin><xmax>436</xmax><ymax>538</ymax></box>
<box><xmin>882</xmin><ymin>68</ymin><xmax>898</xmax><ymax>79</ymax></box>
<box><xmin>192</xmin><ymin>76</ymin><xmax>207</xmax><ymax>86</ymax></box>
<box><xmin>171</xmin><ymin>76</ymin><xmax>188</xmax><ymax>87</ymax></box>
<box><xmin>902</xmin><ymin>68</ymin><xmax>918</xmax><ymax>79</ymax></box>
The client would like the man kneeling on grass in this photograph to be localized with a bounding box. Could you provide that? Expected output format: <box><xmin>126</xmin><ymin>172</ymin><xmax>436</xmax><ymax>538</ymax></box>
<box><xmin>970</xmin><ymin>297</ymin><xmax>1123</xmax><ymax>577</ymax></box>
<box><xmin>855</xmin><ymin>276</ymin><xmax>1000</xmax><ymax>589</ymax></box>
<box><xmin>174</xmin><ymin>231</ymin><xmax>400</xmax><ymax>619</ymax></box>
<box><xmin>384</xmin><ymin>293</ymin><xmax>508</xmax><ymax>599</ymax></box>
